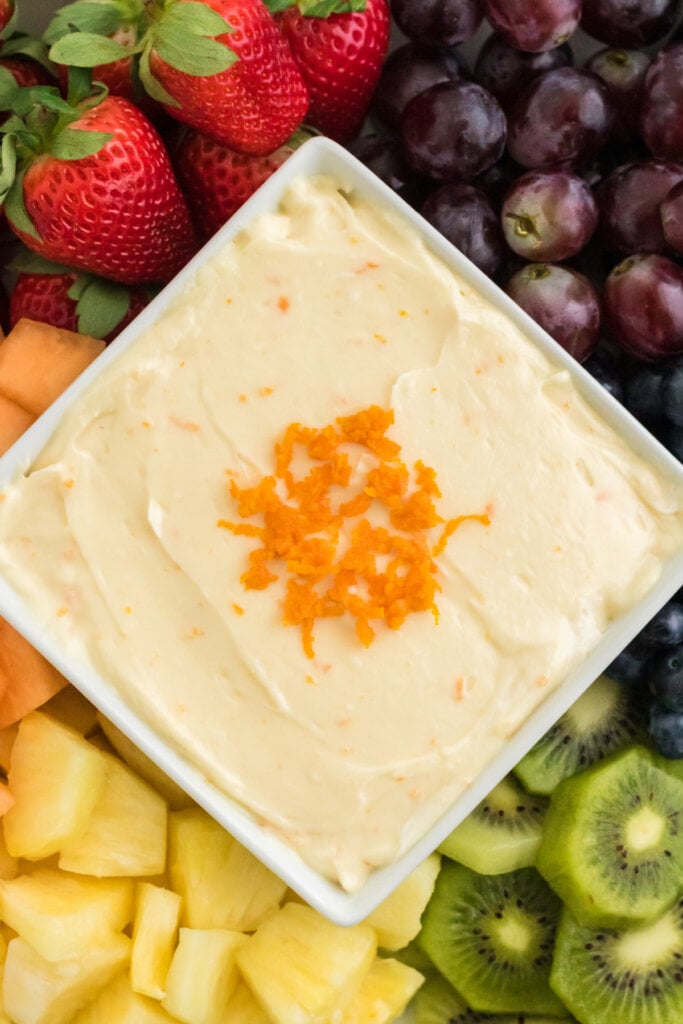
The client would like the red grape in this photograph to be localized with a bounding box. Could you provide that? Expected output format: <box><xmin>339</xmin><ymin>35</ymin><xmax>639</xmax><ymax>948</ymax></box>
<box><xmin>501</xmin><ymin>170</ymin><xmax>598</xmax><ymax>261</ymax></box>
<box><xmin>474</xmin><ymin>32</ymin><xmax>573</xmax><ymax>110</ymax></box>
<box><xmin>598</xmin><ymin>161</ymin><xmax>683</xmax><ymax>254</ymax></box>
<box><xmin>605</xmin><ymin>254</ymin><xmax>683</xmax><ymax>360</ymax></box>
<box><xmin>482</xmin><ymin>0</ymin><xmax>581</xmax><ymax>53</ymax></box>
<box><xmin>585</xmin><ymin>47</ymin><xmax>651</xmax><ymax>143</ymax></box>
<box><xmin>421</xmin><ymin>182</ymin><xmax>505</xmax><ymax>277</ymax></box>
<box><xmin>506</xmin><ymin>263</ymin><xmax>601</xmax><ymax>361</ymax></box>
<box><xmin>661</xmin><ymin>179</ymin><xmax>683</xmax><ymax>254</ymax></box>
<box><xmin>580</xmin><ymin>0</ymin><xmax>679</xmax><ymax>47</ymax></box>
<box><xmin>391</xmin><ymin>0</ymin><xmax>483</xmax><ymax>47</ymax></box>
<box><xmin>640</xmin><ymin>43</ymin><xmax>683</xmax><ymax>161</ymax></box>
<box><xmin>372</xmin><ymin>43</ymin><xmax>463</xmax><ymax>130</ymax></box>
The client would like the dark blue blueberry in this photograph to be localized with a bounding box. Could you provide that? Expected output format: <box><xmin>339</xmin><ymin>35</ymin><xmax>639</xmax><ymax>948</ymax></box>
<box><xmin>583</xmin><ymin>353</ymin><xmax>624</xmax><ymax>403</ymax></box>
<box><xmin>647</xmin><ymin>643</ymin><xmax>683</xmax><ymax>711</ymax></box>
<box><xmin>637</xmin><ymin>601</ymin><xmax>683</xmax><ymax>649</ymax></box>
<box><xmin>662</xmin><ymin>358</ymin><xmax>683</xmax><ymax>427</ymax></box>
<box><xmin>661</xmin><ymin>421</ymin><xmax>683</xmax><ymax>463</ymax></box>
<box><xmin>624</xmin><ymin>363</ymin><xmax>671</xmax><ymax>427</ymax></box>
<box><xmin>606</xmin><ymin>642</ymin><xmax>650</xmax><ymax>686</ymax></box>
<box><xmin>649</xmin><ymin>703</ymin><xmax>683</xmax><ymax>759</ymax></box>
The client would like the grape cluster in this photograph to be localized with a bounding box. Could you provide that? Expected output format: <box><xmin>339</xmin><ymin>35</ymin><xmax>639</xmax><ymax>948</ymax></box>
<box><xmin>351</xmin><ymin>0</ymin><xmax>683</xmax><ymax>759</ymax></box>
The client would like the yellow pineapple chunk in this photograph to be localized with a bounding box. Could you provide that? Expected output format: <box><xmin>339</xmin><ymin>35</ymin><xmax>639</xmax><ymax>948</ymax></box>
<box><xmin>97</xmin><ymin>713</ymin><xmax>193</xmax><ymax>810</ymax></box>
<box><xmin>0</xmin><ymin>867</ymin><xmax>133</xmax><ymax>962</ymax></box>
<box><xmin>2</xmin><ymin>932</ymin><xmax>130</xmax><ymax>1024</ymax></box>
<box><xmin>131</xmin><ymin>882</ymin><xmax>182</xmax><ymax>999</ymax></box>
<box><xmin>0</xmin><ymin>966</ymin><xmax>10</xmax><ymax>1024</ymax></box>
<box><xmin>41</xmin><ymin>687</ymin><xmax>99</xmax><ymax>737</ymax></box>
<box><xmin>4</xmin><ymin>712</ymin><xmax>107</xmax><ymax>859</ymax></box>
<box><xmin>58</xmin><ymin>752</ymin><xmax>167</xmax><ymax>877</ymax></box>
<box><xmin>0</xmin><ymin>826</ymin><xmax>18</xmax><ymax>882</ymax></box>
<box><xmin>161</xmin><ymin>927</ymin><xmax>245</xmax><ymax>1024</ymax></box>
<box><xmin>236</xmin><ymin>902</ymin><xmax>377</xmax><ymax>1024</ymax></box>
<box><xmin>224</xmin><ymin>982</ymin><xmax>272</xmax><ymax>1024</ymax></box>
<box><xmin>365</xmin><ymin>854</ymin><xmax>441</xmax><ymax>951</ymax></box>
<box><xmin>169</xmin><ymin>807</ymin><xmax>286</xmax><ymax>932</ymax></box>
<box><xmin>72</xmin><ymin>971</ymin><xmax>178</xmax><ymax>1023</ymax></box>
<box><xmin>339</xmin><ymin>957</ymin><xmax>424</xmax><ymax>1024</ymax></box>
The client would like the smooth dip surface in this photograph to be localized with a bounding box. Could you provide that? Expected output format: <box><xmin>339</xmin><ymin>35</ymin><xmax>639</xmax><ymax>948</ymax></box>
<box><xmin>0</xmin><ymin>175</ymin><xmax>682</xmax><ymax>892</ymax></box>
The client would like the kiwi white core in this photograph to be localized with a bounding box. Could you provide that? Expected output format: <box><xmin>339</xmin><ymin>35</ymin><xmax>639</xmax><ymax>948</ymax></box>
<box><xmin>495</xmin><ymin>914</ymin><xmax>531</xmax><ymax>954</ymax></box>
<box><xmin>618</xmin><ymin>911</ymin><xmax>679</xmax><ymax>968</ymax></box>
<box><xmin>625</xmin><ymin>805</ymin><xmax>666</xmax><ymax>852</ymax></box>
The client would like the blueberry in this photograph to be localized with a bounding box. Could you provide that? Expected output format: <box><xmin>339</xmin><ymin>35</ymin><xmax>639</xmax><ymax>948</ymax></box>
<box><xmin>661</xmin><ymin>421</ymin><xmax>683</xmax><ymax>463</ymax></box>
<box><xmin>624</xmin><ymin>363</ymin><xmax>670</xmax><ymax>426</ymax></box>
<box><xmin>606</xmin><ymin>642</ymin><xmax>650</xmax><ymax>686</ymax></box>
<box><xmin>583</xmin><ymin>353</ymin><xmax>624</xmax><ymax>403</ymax></box>
<box><xmin>649</xmin><ymin>702</ymin><xmax>683</xmax><ymax>759</ymax></box>
<box><xmin>637</xmin><ymin>601</ymin><xmax>683</xmax><ymax>649</ymax></box>
<box><xmin>662</xmin><ymin>358</ymin><xmax>683</xmax><ymax>427</ymax></box>
<box><xmin>647</xmin><ymin>644</ymin><xmax>683</xmax><ymax>711</ymax></box>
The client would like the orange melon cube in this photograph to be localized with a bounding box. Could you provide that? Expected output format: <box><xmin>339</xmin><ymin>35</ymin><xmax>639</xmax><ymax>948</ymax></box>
<box><xmin>0</xmin><ymin>619</ymin><xmax>67</xmax><ymax>729</ymax></box>
<box><xmin>0</xmin><ymin>318</ymin><xmax>104</xmax><ymax>416</ymax></box>
<box><xmin>0</xmin><ymin>395</ymin><xmax>34</xmax><ymax>456</ymax></box>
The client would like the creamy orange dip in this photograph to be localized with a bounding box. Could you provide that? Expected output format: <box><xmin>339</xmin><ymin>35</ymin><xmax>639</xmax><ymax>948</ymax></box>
<box><xmin>0</xmin><ymin>175</ymin><xmax>682</xmax><ymax>891</ymax></box>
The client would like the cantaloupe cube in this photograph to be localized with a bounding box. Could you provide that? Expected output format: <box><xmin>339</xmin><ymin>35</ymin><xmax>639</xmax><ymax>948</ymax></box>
<box><xmin>131</xmin><ymin>883</ymin><xmax>182</xmax><ymax>999</ymax></box>
<box><xmin>169</xmin><ymin>807</ymin><xmax>286</xmax><ymax>932</ymax></box>
<box><xmin>223</xmin><ymin>982</ymin><xmax>272</xmax><ymax>1024</ymax></box>
<box><xmin>364</xmin><ymin>854</ymin><xmax>441</xmax><ymax>951</ymax></box>
<box><xmin>2</xmin><ymin>932</ymin><xmax>130</xmax><ymax>1024</ymax></box>
<box><xmin>0</xmin><ymin>620</ymin><xmax>68</xmax><ymax>729</ymax></box>
<box><xmin>0</xmin><ymin>318</ymin><xmax>104</xmax><ymax>416</ymax></box>
<box><xmin>4</xmin><ymin>712</ymin><xmax>107</xmax><ymax>860</ymax></box>
<box><xmin>161</xmin><ymin>928</ymin><xmax>246</xmax><ymax>1024</ymax></box>
<box><xmin>338</xmin><ymin>957</ymin><xmax>424</xmax><ymax>1024</ymax></box>
<box><xmin>0</xmin><ymin>868</ymin><xmax>133</xmax><ymax>962</ymax></box>
<box><xmin>236</xmin><ymin>902</ymin><xmax>377</xmax><ymax>1024</ymax></box>
<box><xmin>0</xmin><ymin>393</ymin><xmax>34</xmax><ymax>456</ymax></box>
<box><xmin>42</xmin><ymin>687</ymin><xmax>98</xmax><ymax>737</ymax></box>
<box><xmin>96</xmin><ymin>713</ymin><xmax>193</xmax><ymax>810</ymax></box>
<box><xmin>58</xmin><ymin>752</ymin><xmax>167</xmax><ymax>878</ymax></box>
<box><xmin>72</xmin><ymin>972</ymin><xmax>178</xmax><ymax>1024</ymax></box>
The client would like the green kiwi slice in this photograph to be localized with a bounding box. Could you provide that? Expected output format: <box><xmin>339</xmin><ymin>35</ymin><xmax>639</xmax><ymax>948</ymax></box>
<box><xmin>417</xmin><ymin>861</ymin><xmax>566</xmax><ymax>1017</ymax></box>
<box><xmin>550</xmin><ymin>900</ymin><xmax>683</xmax><ymax>1024</ymax></box>
<box><xmin>514</xmin><ymin>674</ymin><xmax>646</xmax><ymax>795</ymax></box>
<box><xmin>413</xmin><ymin>974</ymin><xmax>574</xmax><ymax>1024</ymax></box>
<box><xmin>438</xmin><ymin>774</ymin><xmax>548</xmax><ymax>874</ymax></box>
<box><xmin>537</xmin><ymin>745</ymin><xmax>683</xmax><ymax>929</ymax></box>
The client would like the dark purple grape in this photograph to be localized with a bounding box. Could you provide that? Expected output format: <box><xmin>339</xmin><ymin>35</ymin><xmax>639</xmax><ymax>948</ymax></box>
<box><xmin>585</xmin><ymin>47</ymin><xmax>651</xmax><ymax>142</ymax></box>
<box><xmin>598</xmin><ymin>161</ymin><xmax>683</xmax><ymax>254</ymax></box>
<box><xmin>473</xmin><ymin>154</ymin><xmax>524</xmax><ymax>208</ymax></box>
<box><xmin>346</xmin><ymin>135</ymin><xmax>429</xmax><ymax>208</ymax></box>
<box><xmin>663</xmin><ymin>358</ymin><xmax>683</xmax><ymax>426</ymax></box>
<box><xmin>649</xmin><ymin>703</ymin><xmax>683</xmax><ymax>758</ymax></box>
<box><xmin>391</xmin><ymin>0</ymin><xmax>483</xmax><ymax>47</ymax></box>
<box><xmin>372</xmin><ymin>43</ymin><xmax>464</xmax><ymax>131</ymax></box>
<box><xmin>507</xmin><ymin>68</ymin><xmax>615</xmax><ymax>170</ymax></box>
<box><xmin>501</xmin><ymin>170</ymin><xmax>598</xmax><ymax>261</ymax></box>
<box><xmin>482</xmin><ymin>0</ymin><xmax>581</xmax><ymax>52</ymax></box>
<box><xmin>661</xmin><ymin>179</ymin><xmax>683</xmax><ymax>255</ymax></box>
<box><xmin>624</xmin><ymin>361</ymin><xmax>671</xmax><ymax>424</ymax></box>
<box><xmin>400</xmin><ymin>81</ymin><xmax>507</xmax><ymax>182</ymax></box>
<box><xmin>473</xmin><ymin>33</ymin><xmax>573</xmax><ymax>110</ymax></box>
<box><xmin>506</xmin><ymin>263</ymin><xmax>601</xmax><ymax>361</ymax></box>
<box><xmin>421</xmin><ymin>182</ymin><xmax>505</xmax><ymax>277</ymax></box>
<box><xmin>639</xmin><ymin>603</ymin><xmax>683</xmax><ymax>651</ymax></box>
<box><xmin>640</xmin><ymin>43</ymin><xmax>683</xmax><ymax>161</ymax></box>
<box><xmin>583</xmin><ymin>351</ymin><xmax>625</xmax><ymax>402</ymax></box>
<box><xmin>580</xmin><ymin>0</ymin><xmax>679</xmax><ymax>47</ymax></box>
<box><xmin>605</xmin><ymin>254</ymin><xmax>683</xmax><ymax>360</ymax></box>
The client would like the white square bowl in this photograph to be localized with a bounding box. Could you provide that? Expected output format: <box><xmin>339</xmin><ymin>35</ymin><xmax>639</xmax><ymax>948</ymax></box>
<box><xmin>0</xmin><ymin>135</ymin><xmax>681</xmax><ymax>925</ymax></box>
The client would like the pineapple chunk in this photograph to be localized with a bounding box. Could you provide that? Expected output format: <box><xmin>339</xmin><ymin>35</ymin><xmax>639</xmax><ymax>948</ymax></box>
<box><xmin>41</xmin><ymin>687</ymin><xmax>99</xmax><ymax>737</ymax></box>
<box><xmin>169</xmin><ymin>807</ymin><xmax>286</xmax><ymax>931</ymax></box>
<box><xmin>4</xmin><ymin>712</ymin><xmax>107</xmax><ymax>859</ymax></box>
<box><xmin>0</xmin><ymin>726</ymin><xmax>17</xmax><ymax>775</ymax></box>
<box><xmin>58</xmin><ymin>752</ymin><xmax>167</xmax><ymax>877</ymax></box>
<box><xmin>131</xmin><ymin>882</ymin><xmax>182</xmax><ymax>999</ymax></box>
<box><xmin>0</xmin><ymin>868</ymin><xmax>133</xmax><ymax>962</ymax></box>
<box><xmin>97</xmin><ymin>713</ymin><xmax>193</xmax><ymax>810</ymax></box>
<box><xmin>0</xmin><ymin>966</ymin><xmax>10</xmax><ymax>1024</ymax></box>
<box><xmin>0</xmin><ymin>827</ymin><xmax>17</xmax><ymax>882</ymax></box>
<box><xmin>365</xmin><ymin>854</ymin><xmax>441</xmax><ymax>951</ymax></box>
<box><xmin>3</xmin><ymin>932</ymin><xmax>130</xmax><ymax>1024</ymax></box>
<box><xmin>236</xmin><ymin>902</ymin><xmax>377</xmax><ymax>1024</ymax></box>
<box><xmin>0</xmin><ymin>786</ymin><xmax>13</xmax><ymax>819</ymax></box>
<box><xmin>224</xmin><ymin>982</ymin><xmax>272</xmax><ymax>1024</ymax></box>
<box><xmin>338</xmin><ymin>958</ymin><xmax>424</xmax><ymax>1024</ymax></box>
<box><xmin>72</xmin><ymin>971</ymin><xmax>178</xmax><ymax>1023</ymax></box>
<box><xmin>161</xmin><ymin>927</ymin><xmax>245</xmax><ymax>1024</ymax></box>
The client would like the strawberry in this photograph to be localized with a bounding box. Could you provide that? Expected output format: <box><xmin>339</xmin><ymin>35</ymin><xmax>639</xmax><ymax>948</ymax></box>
<box><xmin>173</xmin><ymin>127</ymin><xmax>310</xmax><ymax>240</ymax></box>
<box><xmin>0</xmin><ymin>0</ymin><xmax>13</xmax><ymax>35</ymax></box>
<box><xmin>0</xmin><ymin>78</ymin><xmax>198</xmax><ymax>284</ymax></box>
<box><xmin>0</xmin><ymin>57</ymin><xmax>55</xmax><ymax>90</ymax></box>
<box><xmin>272</xmin><ymin>0</ymin><xmax>390</xmax><ymax>143</ymax></box>
<box><xmin>9</xmin><ymin>258</ymin><xmax>156</xmax><ymax>341</ymax></box>
<box><xmin>48</xmin><ymin>0</ymin><xmax>310</xmax><ymax>156</ymax></box>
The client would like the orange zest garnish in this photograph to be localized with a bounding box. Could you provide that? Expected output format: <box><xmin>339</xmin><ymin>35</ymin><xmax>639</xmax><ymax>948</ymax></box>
<box><xmin>218</xmin><ymin>405</ymin><xmax>490</xmax><ymax>658</ymax></box>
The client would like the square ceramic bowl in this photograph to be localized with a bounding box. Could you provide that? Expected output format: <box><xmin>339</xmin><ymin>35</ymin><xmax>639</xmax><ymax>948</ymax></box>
<box><xmin>0</xmin><ymin>136</ymin><xmax>682</xmax><ymax>926</ymax></box>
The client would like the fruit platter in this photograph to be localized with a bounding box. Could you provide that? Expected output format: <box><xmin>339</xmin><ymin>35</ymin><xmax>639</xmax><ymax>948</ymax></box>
<box><xmin>0</xmin><ymin>2</ymin><xmax>680</xmax><ymax>1024</ymax></box>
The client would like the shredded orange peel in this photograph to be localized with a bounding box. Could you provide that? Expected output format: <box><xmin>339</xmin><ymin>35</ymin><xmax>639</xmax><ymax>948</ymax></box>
<box><xmin>217</xmin><ymin>405</ymin><xmax>490</xmax><ymax>658</ymax></box>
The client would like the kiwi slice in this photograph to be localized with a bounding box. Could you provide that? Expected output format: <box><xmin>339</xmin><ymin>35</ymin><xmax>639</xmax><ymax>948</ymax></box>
<box><xmin>514</xmin><ymin>674</ymin><xmax>645</xmax><ymax>795</ymax></box>
<box><xmin>439</xmin><ymin>774</ymin><xmax>548</xmax><ymax>874</ymax></box>
<box><xmin>418</xmin><ymin>861</ymin><xmax>566</xmax><ymax>1017</ymax></box>
<box><xmin>537</xmin><ymin>745</ymin><xmax>683</xmax><ymax>929</ymax></box>
<box><xmin>414</xmin><ymin>974</ymin><xmax>574</xmax><ymax>1024</ymax></box>
<box><xmin>550</xmin><ymin>900</ymin><xmax>683</xmax><ymax>1024</ymax></box>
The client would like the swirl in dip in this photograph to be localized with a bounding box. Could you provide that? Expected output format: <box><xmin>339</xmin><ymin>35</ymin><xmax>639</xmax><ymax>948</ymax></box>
<box><xmin>0</xmin><ymin>175</ymin><xmax>681</xmax><ymax>892</ymax></box>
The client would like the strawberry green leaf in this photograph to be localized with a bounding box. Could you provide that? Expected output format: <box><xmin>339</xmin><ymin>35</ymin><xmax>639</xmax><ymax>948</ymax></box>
<box><xmin>10</xmin><ymin>86</ymin><xmax>73</xmax><ymax>119</ymax></box>
<box><xmin>75</xmin><ymin>277</ymin><xmax>131</xmax><ymax>338</ymax></box>
<box><xmin>0</xmin><ymin>64</ymin><xmax>19</xmax><ymax>109</ymax></box>
<box><xmin>0</xmin><ymin>132</ymin><xmax>17</xmax><ymax>199</ymax></box>
<box><xmin>66</xmin><ymin>65</ymin><xmax>99</xmax><ymax>106</ymax></box>
<box><xmin>4</xmin><ymin>169</ymin><xmax>41</xmax><ymax>241</ymax></box>
<box><xmin>9</xmin><ymin>251</ymin><xmax>74</xmax><ymax>275</ymax></box>
<box><xmin>160</xmin><ymin>2</ymin><xmax>234</xmax><ymax>37</ymax></box>
<box><xmin>263</xmin><ymin>0</ymin><xmax>297</xmax><ymax>11</ymax></box>
<box><xmin>49</xmin><ymin>32</ymin><xmax>137</xmax><ymax>68</ymax></box>
<box><xmin>138</xmin><ymin>44</ymin><xmax>179</xmax><ymax>106</ymax></box>
<box><xmin>297</xmin><ymin>0</ymin><xmax>366</xmax><ymax>12</ymax></box>
<box><xmin>0</xmin><ymin>34</ymin><xmax>55</xmax><ymax>73</ymax></box>
<box><xmin>50</xmin><ymin>127</ymin><xmax>113</xmax><ymax>160</ymax></box>
<box><xmin>44</xmin><ymin>1</ymin><xmax>130</xmax><ymax>45</ymax></box>
<box><xmin>152</xmin><ymin>27</ymin><xmax>237</xmax><ymax>76</ymax></box>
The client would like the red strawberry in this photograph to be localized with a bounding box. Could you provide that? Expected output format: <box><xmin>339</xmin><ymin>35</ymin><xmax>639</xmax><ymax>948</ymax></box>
<box><xmin>48</xmin><ymin>0</ymin><xmax>309</xmax><ymax>156</ymax></box>
<box><xmin>0</xmin><ymin>57</ymin><xmax>54</xmax><ymax>90</ymax></box>
<box><xmin>0</xmin><ymin>84</ymin><xmax>198</xmax><ymax>284</ymax></box>
<box><xmin>173</xmin><ymin>127</ymin><xmax>309</xmax><ymax>240</ymax></box>
<box><xmin>0</xmin><ymin>0</ymin><xmax>13</xmax><ymax>34</ymax></box>
<box><xmin>9</xmin><ymin>266</ymin><xmax>154</xmax><ymax>341</ymax></box>
<box><xmin>275</xmin><ymin>0</ymin><xmax>390</xmax><ymax>143</ymax></box>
